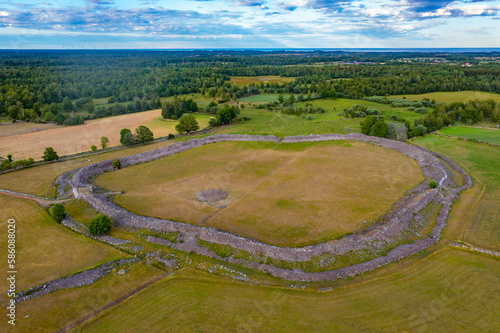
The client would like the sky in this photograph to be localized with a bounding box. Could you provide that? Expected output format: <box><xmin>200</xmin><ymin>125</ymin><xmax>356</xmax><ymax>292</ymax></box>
<box><xmin>0</xmin><ymin>0</ymin><xmax>499</xmax><ymax>49</ymax></box>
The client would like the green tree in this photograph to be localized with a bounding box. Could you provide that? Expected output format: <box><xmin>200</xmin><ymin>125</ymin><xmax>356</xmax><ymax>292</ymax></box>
<box><xmin>429</xmin><ymin>180</ymin><xmax>438</xmax><ymax>189</ymax></box>
<box><xmin>135</xmin><ymin>125</ymin><xmax>154</xmax><ymax>143</ymax></box>
<box><xmin>89</xmin><ymin>214</ymin><xmax>112</xmax><ymax>235</ymax></box>
<box><xmin>120</xmin><ymin>128</ymin><xmax>136</xmax><ymax>145</ymax></box>
<box><xmin>62</xmin><ymin>97</ymin><xmax>74</xmax><ymax>111</ymax></box>
<box><xmin>278</xmin><ymin>94</ymin><xmax>284</xmax><ymax>103</ymax></box>
<box><xmin>361</xmin><ymin>116</ymin><xmax>377</xmax><ymax>135</ymax></box>
<box><xmin>370</xmin><ymin>120</ymin><xmax>389</xmax><ymax>138</ymax></box>
<box><xmin>216</xmin><ymin>105</ymin><xmax>239</xmax><ymax>125</ymax></box>
<box><xmin>176</xmin><ymin>114</ymin><xmax>200</xmax><ymax>134</ymax></box>
<box><xmin>90</xmin><ymin>145</ymin><xmax>97</xmax><ymax>151</ymax></box>
<box><xmin>42</xmin><ymin>147</ymin><xmax>59</xmax><ymax>162</ymax></box>
<box><xmin>208</xmin><ymin>117</ymin><xmax>218</xmax><ymax>127</ymax></box>
<box><xmin>49</xmin><ymin>203</ymin><xmax>66</xmax><ymax>223</ymax></box>
<box><xmin>100</xmin><ymin>136</ymin><xmax>109</xmax><ymax>150</ymax></box>
<box><xmin>7</xmin><ymin>154</ymin><xmax>12</xmax><ymax>162</ymax></box>
<box><xmin>113</xmin><ymin>159</ymin><xmax>121</xmax><ymax>169</ymax></box>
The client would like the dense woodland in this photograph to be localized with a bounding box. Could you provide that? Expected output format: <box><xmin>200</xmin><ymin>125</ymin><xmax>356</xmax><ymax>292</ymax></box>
<box><xmin>1</xmin><ymin>50</ymin><xmax>500</xmax><ymax>129</ymax></box>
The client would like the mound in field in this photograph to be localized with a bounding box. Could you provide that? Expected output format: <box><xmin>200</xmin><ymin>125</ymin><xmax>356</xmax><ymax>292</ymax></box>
<box><xmin>195</xmin><ymin>189</ymin><xmax>228</xmax><ymax>202</ymax></box>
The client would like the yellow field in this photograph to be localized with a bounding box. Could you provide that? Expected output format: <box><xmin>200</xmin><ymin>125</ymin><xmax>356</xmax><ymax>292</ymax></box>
<box><xmin>389</xmin><ymin>91</ymin><xmax>500</xmax><ymax>104</ymax></box>
<box><xmin>0</xmin><ymin>195</ymin><xmax>124</xmax><ymax>292</ymax></box>
<box><xmin>0</xmin><ymin>122</ymin><xmax>59</xmax><ymax>138</ymax></box>
<box><xmin>96</xmin><ymin>141</ymin><xmax>424</xmax><ymax>246</ymax></box>
<box><xmin>0</xmin><ymin>140</ymin><xmax>172</xmax><ymax>197</ymax></box>
<box><xmin>228</xmin><ymin>76</ymin><xmax>296</xmax><ymax>85</ymax></box>
<box><xmin>0</xmin><ymin>110</ymin><xmax>211</xmax><ymax>160</ymax></box>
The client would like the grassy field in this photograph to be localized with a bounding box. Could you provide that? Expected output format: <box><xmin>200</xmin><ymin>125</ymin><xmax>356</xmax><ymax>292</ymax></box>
<box><xmin>0</xmin><ymin>110</ymin><xmax>211</xmax><ymax>160</ymax></box>
<box><xmin>95</xmin><ymin>141</ymin><xmax>423</xmax><ymax>246</ymax></box>
<box><xmin>390</xmin><ymin>91</ymin><xmax>500</xmax><ymax>104</ymax></box>
<box><xmin>0</xmin><ymin>122</ymin><xmax>59</xmax><ymax>138</ymax></box>
<box><xmin>15</xmin><ymin>262</ymin><xmax>163</xmax><ymax>332</ymax></box>
<box><xmin>239</xmin><ymin>94</ymin><xmax>292</xmax><ymax>103</ymax></box>
<box><xmin>414</xmin><ymin>135</ymin><xmax>500</xmax><ymax>251</ymax></box>
<box><xmin>438</xmin><ymin>126</ymin><xmax>500</xmax><ymax>144</ymax></box>
<box><xmin>228</xmin><ymin>76</ymin><xmax>296</xmax><ymax>85</ymax></box>
<box><xmin>0</xmin><ymin>195</ymin><xmax>125</xmax><ymax>293</ymax></box>
<box><xmin>212</xmin><ymin>98</ymin><xmax>424</xmax><ymax>138</ymax></box>
<box><xmin>0</xmin><ymin>140</ymin><xmax>172</xmax><ymax>197</ymax></box>
<box><xmin>77</xmin><ymin>249</ymin><xmax>500</xmax><ymax>332</ymax></box>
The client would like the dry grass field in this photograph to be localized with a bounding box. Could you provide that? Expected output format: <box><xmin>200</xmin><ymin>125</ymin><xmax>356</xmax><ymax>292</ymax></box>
<box><xmin>96</xmin><ymin>141</ymin><xmax>424</xmax><ymax>246</ymax></box>
<box><xmin>228</xmin><ymin>76</ymin><xmax>296</xmax><ymax>85</ymax></box>
<box><xmin>0</xmin><ymin>195</ymin><xmax>125</xmax><ymax>293</ymax></box>
<box><xmin>389</xmin><ymin>91</ymin><xmax>500</xmax><ymax>104</ymax></box>
<box><xmin>0</xmin><ymin>121</ymin><xmax>59</xmax><ymax>138</ymax></box>
<box><xmin>77</xmin><ymin>250</ymin><xmax>500</xmax><ymax>333</ymax></box>
<box><xmin>0</xmin><ymin>110</ymin><xmax>211</xmax><ymax>160</ymax></box>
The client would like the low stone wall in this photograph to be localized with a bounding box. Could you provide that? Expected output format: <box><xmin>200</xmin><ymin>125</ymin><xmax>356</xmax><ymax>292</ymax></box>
<box><xmin>69</xmin><ymin>134</ymin><xmax>471</xmax><ymax>281</ymax></box>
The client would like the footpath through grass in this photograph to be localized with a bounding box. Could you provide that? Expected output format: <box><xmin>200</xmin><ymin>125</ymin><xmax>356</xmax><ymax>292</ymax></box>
<box><xmin>76</xmin><ymin>249</ymin><xmax>500</xmax><ymax>332</ymax></box>
<box><xmin>414</xmin><ymin>135</ymin><xmax>500</xmax><ymax>250</ymax></box>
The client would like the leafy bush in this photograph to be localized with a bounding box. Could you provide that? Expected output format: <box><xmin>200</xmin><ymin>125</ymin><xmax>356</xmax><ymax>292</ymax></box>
<box><xmin>167</xmin><ymin>133</ymin><xmax>175</xmax><ymax>140</ymax></box>
<box><xmin>113</xmin><ymin>159</ymin><xmax>121</xmax><ymax>169</ymax></box>
<box><xmin>176</xmin><ymin>114</ymin><xmax>200</xmax><ymax>133</ymax></box>
<box><xmin>49</xmin><ymin>203</ymin><xmax>66</xmax><ymax>223</ymax></box>
<box><xmin>89</xmin><ymin>214</ymin><xmax>112</xmax><ymax>235</ymax></box>
<box><xmin>90</xmin><ymin>145</ymin><xmax>97</xmax><ymax>151</ymax></box>
<box><xmin>42</xmin><ymin>147</ymin><xmax>59</xmax><ymax>162</ymax></box>
<box><xmin>429</xmin><ymin>180</ymin><xmax>438</xmax><ymax>189</ymax></box>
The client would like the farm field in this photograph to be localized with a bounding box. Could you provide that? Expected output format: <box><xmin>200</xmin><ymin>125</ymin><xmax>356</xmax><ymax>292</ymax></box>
<box><xmin>76</xmin><ymin>250</ymin><xmax>500</xmax><ymax>332</ymax></box>
<box><xmin>0</xmin><ymin>195</ymin><xmax>125</xmax><ymax>293</ymax></box>
<box><xmin>414</xmin><ymin>135</ymin><xmax>500</xmax><ymax>250</ymax></box>
<box><xmin>15</xmin><ymin>262</ymin><xmax>163</xmax><ymax>333</ymax></box>
<box><xmin>239</xmin><ymin>94</ymin><xmax>291</xmax><ymax>103</ymax></box>
<box><xmin>228</xmin><ymin>76</ymin><xmax>296</xmax><ymax>85</ymax></box>
<box><xmin>438</xmin><ymin>126</ymin><xmax>500</xmax><ymax>144</ymax></box>
<box><xmin>0</xmin><ymin>121</ymin><xmax>59</xmax><ymax>137</ymax></box>
<box><xmin>95</xmin><ymin>141</ymin><xmax>424</xmax><ymax>246</ymax></box>
<box><xmin>389</xmin><ymin>91</ymin><xmax>500</xmax><ymax>104</ymax></box>
<box><xmin>0</xmin><ymin>140</ymin><xmax>172</xmax><ymax>197</ymax></box>
<box><xmin>0</xmin><ymin>110</ymin><xmax>211</xmax><ymax>160</ymax></box>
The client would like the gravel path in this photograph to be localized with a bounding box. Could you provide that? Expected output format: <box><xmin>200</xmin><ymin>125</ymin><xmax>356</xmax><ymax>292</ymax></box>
<box><xmin>68</xmin><ymin>134</ymin><xmax>471</xmax><ymax>281</ymax></box>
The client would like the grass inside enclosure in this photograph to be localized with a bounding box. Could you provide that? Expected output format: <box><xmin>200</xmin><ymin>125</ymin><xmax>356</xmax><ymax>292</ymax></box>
<box><xmin>438</xmin><ymin>126</ymin><xmax>500</xmax><ymax>145</ymax></box>
<box><xmin>95</xmin><ymin>141</ymin><xmax>424</xmax><ymax>247</ymax></box>
<box><xmin>76</xmin><ymin>249</ymin><xmax>500</xmax><ymax>333</ymax></box>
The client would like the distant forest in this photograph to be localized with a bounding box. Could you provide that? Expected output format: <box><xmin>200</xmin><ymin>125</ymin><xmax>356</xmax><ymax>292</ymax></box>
<box><xmin>1</xmin><ymin>50</ymin><xmax>500</xmax><ymax>124</ymax></box>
